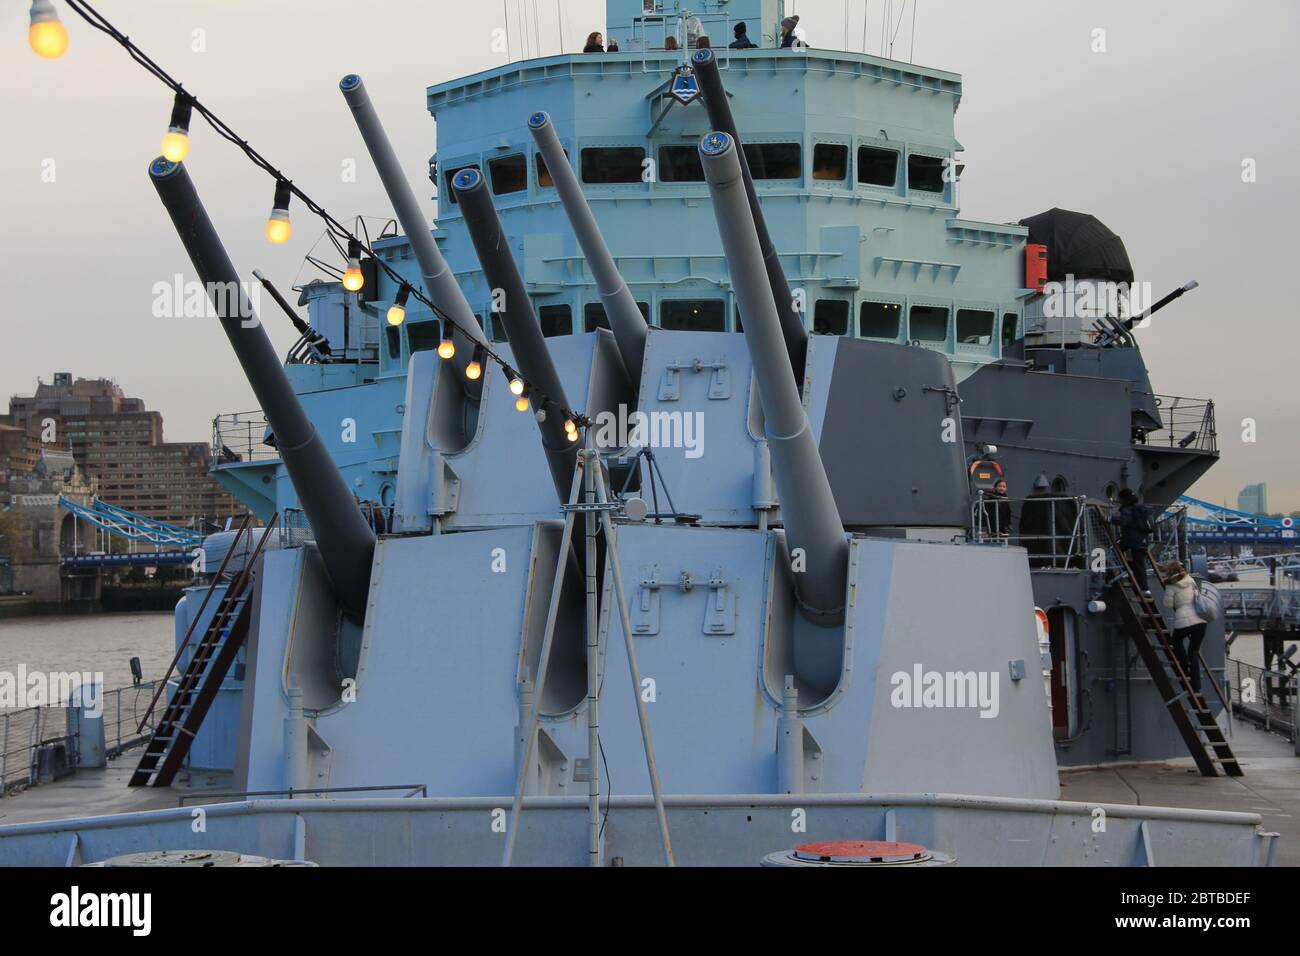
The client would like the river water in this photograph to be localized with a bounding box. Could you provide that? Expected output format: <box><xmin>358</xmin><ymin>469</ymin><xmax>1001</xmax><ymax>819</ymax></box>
<box><xmin>0</xmin><ymin>612</ymin><xmax>176</xmax><ymax>708</ymax></box>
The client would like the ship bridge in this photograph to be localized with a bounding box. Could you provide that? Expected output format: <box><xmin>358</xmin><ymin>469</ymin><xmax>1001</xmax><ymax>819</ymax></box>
<box><xmin>360</xmin><ymin>2</ymin><xmax>1030</xmax><ymax>389</ymax></box>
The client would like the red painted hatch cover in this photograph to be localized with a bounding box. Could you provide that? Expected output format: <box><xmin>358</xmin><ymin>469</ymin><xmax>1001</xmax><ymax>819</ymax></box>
<box><xmin>793</xmin><ymin>840</ymin><xmax>928</xmax><ymax>864</ymax></box>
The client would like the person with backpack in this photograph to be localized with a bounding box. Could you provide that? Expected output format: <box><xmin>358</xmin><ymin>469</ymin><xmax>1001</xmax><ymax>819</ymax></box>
<box><xmin>1162</xmin><ymin>561</ymin><xmax>1208</xmax><ymax>693</ymax></box>
<box><xmin>1111</xmin><ymin>488</ymin><xmax>1154</xmax><ymax>589</ymax></box>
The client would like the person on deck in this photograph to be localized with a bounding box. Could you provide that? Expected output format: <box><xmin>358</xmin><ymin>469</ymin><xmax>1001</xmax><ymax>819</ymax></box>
<box><xmin>1111</xmin><ymin>488</ymin><xmax>1155</xmax><ymax>591</ymax></box>
<box><xmin>584</xmin><ymin>32</ymin><xmax>605</xmax><ymax>53</ymax></box>
<box><xmin>779</xmin><ymin>15</ymin><xmax>801</xmax><ymax>48</ymax></box>
<box><xmin>730</xmin><ymin>22</ymin><xmax>757</xmax><ymax>49</ymax></box>
<box><xmin>980</xmin><ymin>479</ymin><xmax>1012</xmax><ymax>539</ymax></box>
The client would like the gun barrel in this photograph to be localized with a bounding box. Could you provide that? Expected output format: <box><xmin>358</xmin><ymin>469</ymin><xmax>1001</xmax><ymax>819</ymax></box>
<box><xmin>1121</xmin><ymin>279</ymin><xmax>1199</xmax><ymax>331</ymax></box>
<box><xmin>150</xmin><ymin>158</ymin><xmax>376</xmax><ymax>622</ymax></box>
<box><xmin>527</xmin><ymin>110</ymin><xmax>648</xmax><ymax>392</ymax></box>
<box><xmin>339</xmin><ymin>74</ymin><xmax>489</xmax><ymax>384</ymax></box>
<box><xmin>698</xmin><ymin>132</ymin><xmax>847</xmax><ymax>621</ymax></box>
<box><xmin>451</xmin><ymin>167</ymin><xmax>577</xmax><ymax>501</ymax></box>
<box><xmin>691</xmin><ymin>48</ymin><xmax>807</xmax><ymax>383</ymax></box>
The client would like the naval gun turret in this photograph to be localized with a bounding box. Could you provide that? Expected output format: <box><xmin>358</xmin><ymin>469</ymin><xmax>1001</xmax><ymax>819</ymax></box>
<box><xmin>699</xmin><ymin>130</ymin><xmax>848</xmax><ymax>624</ymax></box>
<box><xmin>527</xmin><ymin>110</ymin><xmax>649</xmax><ymax>393</ymax></box>
<box><xmin>692</xmin><ymin>49</ymin><xmax>807</xmax><ymax>384</ymax></box>
<box><xmin>150</xmin><ymin>159</ymin><xmax>376</xmax><ymax>624</ymax></box>
<box><xmin>339</xmin><ymin>73</ymin><xmax>491</xmax><ymax>448</ymax></box>
<box><xmin>451</xmin><ymin>167</ymin><xmax>580</xmax><ymax>501</ymax></box>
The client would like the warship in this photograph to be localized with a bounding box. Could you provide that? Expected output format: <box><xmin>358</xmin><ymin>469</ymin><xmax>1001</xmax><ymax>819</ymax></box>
<box><xmin>0</xmin><ymin>0</ymin><xmax>1280</xmax><ymax>867</ymax></box>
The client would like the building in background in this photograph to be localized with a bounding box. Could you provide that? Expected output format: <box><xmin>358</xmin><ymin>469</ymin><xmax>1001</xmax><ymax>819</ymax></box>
<box><xmin>2</xmin><ymin>373</ymin><xmax>241</xmax><ymax>528</ymax></box>
<box><xmin>1238</xmin><ymin>482</ymin><xmax>1268</xmax><ymax>515</ymax></box>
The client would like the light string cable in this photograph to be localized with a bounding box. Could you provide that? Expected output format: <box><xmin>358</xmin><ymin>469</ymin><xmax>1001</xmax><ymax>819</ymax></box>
<box><xmin>56</xmin><ymin>0</ymin><xmax>590</xmax><ymax>429</ymax></box>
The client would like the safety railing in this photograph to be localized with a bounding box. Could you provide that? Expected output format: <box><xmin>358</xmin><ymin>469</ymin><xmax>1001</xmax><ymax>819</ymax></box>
<box><xmin>630</xmin><ymin>11</ymin><xmax>734</xmax><ymax>69</ymax></box>
<box><xmin>1141</xmin><ymin>394</ymin><xmax>1217</xmax><ymax>453</ymax></box>
<box><xmin>1225</xmin><ymin>658</ymin><xmax>1297</xmax><ymax>741</ymax></box>
<box><xmin>970</xmin><ymin>494</ymin><xmax>1091</xmax><ymax>570</ymax></box>
<box><xmin>211</xmin><ymin>411</ymin><xmax>277</xmax><ymax>465</ymax></box>
<box><xmin>177</xmin><ymin>783</ymin><xmax>428</xmax><ymax>805</ymax></box>
<box><xmin>1</xmin><ymin>680</ymin><xmax>160</xmax><ymax>795</ymax></box>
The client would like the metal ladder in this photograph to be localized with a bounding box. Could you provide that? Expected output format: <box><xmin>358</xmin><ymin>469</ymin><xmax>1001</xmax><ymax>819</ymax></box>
<box><xmin>129</xmin><ymin>514</ymin><xmax>277</xmax><ymax>788</ymax></box>
<box><xmin>1103</xmin><ymin>521</ymin><xmax>1241</xmax><ymax>777</ymax></box>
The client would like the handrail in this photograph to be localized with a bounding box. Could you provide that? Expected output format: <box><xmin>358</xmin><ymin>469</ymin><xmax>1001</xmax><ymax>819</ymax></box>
<box><xmin>177</xmin><ymin>783</ymin><xmax>427</xmax><ymax>805</ymax></box>
<box><xmin>136</xmin><ymin>514</ymin><xmax>252</xmax><ymax>733</ymax></box>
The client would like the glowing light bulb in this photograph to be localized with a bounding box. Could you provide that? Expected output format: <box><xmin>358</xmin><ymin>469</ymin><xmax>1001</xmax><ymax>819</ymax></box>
<box><xmin>509</xmin><ymin>377</ymin><xmax>525</xmax><ymax>396</ymax></box>
<box><xmin>265</xmin><ymin>210</ymin><xmax>291</xmax><ymax>244</ymax></box>
<box><xmin>386</xmin><ymin>285</ymin><xmax>410</xmax><ymax>327</ymax></box>
<box><xmin>161</xmin><ymin>129</ymin><xmax>189</xmax><ymax>163</ymax></box>
<box><xmin>264</xmin><ymin>179</ymin><xmax>292</xmax><ymax>244</ymax></box>
<box><xmin>563</xmin><ymin>418</ymin><xmax>576</xmax><ymax>434</ymax></box>
<box><xmin>28</xmin><ymin>1</ymin><xmax>68</xmax><ymax>59</ymax></box>
<box><xmin>566</xmin><ymin>429</ymin><xmax>579</xmax><ymax>443</ymax></box>
<box><xmin>515</xmin><ymin>388</ymin><xmax>530</xmax><ymax>412</ymax></box>
<box><xmin>161</xmin><ymin>91</ymin><xmax>194</xmax><ymax>163</ymax></box>
<box><xmin>342</xmin><ymin>238</ymin><xmax>364</xmax><ymax>292</ymax></box>
<box><xmin>465</xmin><ymin>345</ymin><xmax>485</xmax><ymax>381</ymax></box>
<box><xmin>437</xmin><ymin>320</ymin><xmax>456</xmax><ymax>360</ymax></box>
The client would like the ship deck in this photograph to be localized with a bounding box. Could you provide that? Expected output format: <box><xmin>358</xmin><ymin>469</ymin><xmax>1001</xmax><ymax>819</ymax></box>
<box><xmin>1</xmin><ymin>723</ymin><xmax>1295</xmax><ymax>865</ymax></box>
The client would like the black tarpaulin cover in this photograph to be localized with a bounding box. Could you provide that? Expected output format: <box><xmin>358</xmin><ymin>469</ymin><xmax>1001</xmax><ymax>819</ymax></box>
<box><xmin>1019</xmin><ymin>207</ymin><xmax>1134</xmax><ymax>283</ymax></box>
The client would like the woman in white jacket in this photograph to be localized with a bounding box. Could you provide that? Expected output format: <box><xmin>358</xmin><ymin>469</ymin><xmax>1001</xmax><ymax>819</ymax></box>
<box><xmin>1163</xmin><ymin>562</ymin><xmax>1207</xmax><ymax>693</ymax></box>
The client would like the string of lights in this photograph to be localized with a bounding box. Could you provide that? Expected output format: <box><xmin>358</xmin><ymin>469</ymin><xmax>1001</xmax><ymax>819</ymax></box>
<box><xmin>27</xmin><ymin>0</ymin><xmax>589</xmax><ymax>434</ymax></box>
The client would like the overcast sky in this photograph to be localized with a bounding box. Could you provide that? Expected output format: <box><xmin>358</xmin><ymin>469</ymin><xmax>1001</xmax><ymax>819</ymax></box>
<box><xmin>3</xmin><ymin>1</ymin><xmax>1297</xmax><ymax>510</ymax></box>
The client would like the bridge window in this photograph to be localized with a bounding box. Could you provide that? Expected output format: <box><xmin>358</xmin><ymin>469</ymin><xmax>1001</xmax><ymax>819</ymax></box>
<box><xmin>859</xmin><ymin>301</ymin><xmax>901</xmax><ymax>339</ymax></box>
<box><xmin>658</xmin><ymin>145</ymin><xmax>705</xmax><ymax>182</ymax></box>
<box><xmin>488</xmin><ymin>154</ymin><xmax>528</xmax><ymax>195</ymax></box>
<box><xmin>907</xmin><ymin>154</ymin><xmax>947</xmax><ymax>193</ymax></box>
<box><xmin>539</xmin><ymin>304</ymin><xmax>572</xmax><ymax>337</ymax></box>
<box><xmin>660</xmin><ymin>299</ymin><xmax>725</xmax><ymax>332</ymax></box>
<box><xmin>1001</xmin><ymin>313</ymin><xmax>1019</xmax><ymax>348</ymax></box>
<box><xmin>581</xmin><ymin>147</ymin><xmax>646</xmax><ymax>184</ymax></box>
<box><xmin>742</xmin><ymin>143</ymin><xmax>801</xmax><ymax>180</ymax></box>
<box><xmin>485</xmin><ymin>312</ymin><xmax>507</xmax><ymax>344</ymax></box>
<box><xmin>385</xmin><ymin>325</ymin><xmax>401</xmax><ymax>361</ymax></box>
<box><xmin>812</xmin><ymin>144</ymin><xmax>848</xmax><ymax>181</ymax></box>
<box><xmin>956</xmin><ymin>308</ymin><xmax>994</xmax><ymax>345</ymax></box>
<box><xmin>442</xmin><ymin>165</ymin><xmax>478</xmax><ymax>205</ymax></box>
<box><xmin>584</xmin><ymin>301</ymin><xmax>649</xmax><ymax>332</ymax></box>
<box><xmin>535</xmin><ymin>148</ymin><xmax>568</xmax><ymax>189</ymax></box>
<box><xmin>813</xmin><ymin>299</ymin><xmax>850</xmax><ymax>335</ymax></box>
<box><xmin>857</xmin><ymin>146</ymin><xmax>898</xmax><ymax>187</ymax></box>
<box><xmin>909</xmin><ymin>304</ymin><xmax>949</xmax><ymax>343</ymax></box>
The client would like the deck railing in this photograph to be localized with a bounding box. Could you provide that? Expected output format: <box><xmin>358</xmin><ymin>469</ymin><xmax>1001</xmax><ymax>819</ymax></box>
<box><xmin>211</xmin><ymin>411</ymin><xmax>277</xmax><ymax>465</ymax></box>
<box><xmin>0</xmin><ymin>680</ymin><xmax>160</xmax><ymax>795</ymax></box>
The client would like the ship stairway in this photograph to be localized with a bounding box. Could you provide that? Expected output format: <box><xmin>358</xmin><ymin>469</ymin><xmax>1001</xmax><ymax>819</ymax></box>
<box><xmin>1101</xmin><ymin>519</ymin><xmax>1241</xmax><ymax>777</ymax></box>
<box><xmin>129</xmin><ymin>513</ymin><xmax>277</xmax><ymax>788</ymax></box>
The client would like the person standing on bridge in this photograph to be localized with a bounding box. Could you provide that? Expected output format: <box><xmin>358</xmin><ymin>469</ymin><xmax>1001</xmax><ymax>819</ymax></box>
<box><xmin>1163</xmin><ymin>562</ymin><xmax>1208</xmax><ymax>694</ymax></box>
